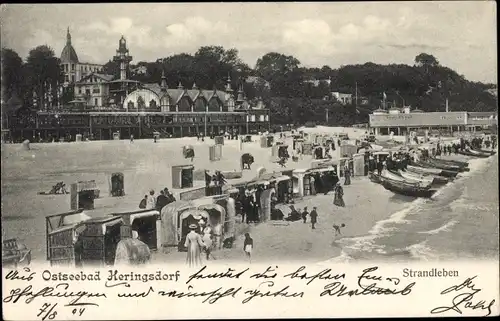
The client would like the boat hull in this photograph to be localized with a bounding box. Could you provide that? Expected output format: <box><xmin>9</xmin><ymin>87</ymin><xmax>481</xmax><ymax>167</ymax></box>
<box><xmin>425</xmin><ymin>159</ymin><xmax>467</xmax><ymax>172</ymax></box>
<box><xmin>458</xmin><ymin>150</ymin><xmax>490</xmax><ymax>158</ymax></box>
<box><xmin>411</xmin><ymin>161</ymin><xmax>459</xmax><ymax>177</ymax></box>
<box><xmin>380</xmin><ymin>176</ymin><xmax>436</xmax><ymax>198</ymax></box>
<box><xmin>382</xmin><ymin>170</ymin><xmax>432</xmax><ymax>189</ymax></box>
<box><xmin>428</xmin><ymin>158</ymin><xmax>469</xmax><ymax>168</ymax></box>
<box><xmin>477</xmin><ymin>149</ymin><xmax>496</xmax><ymax>155</ymax></box>
<box><xmin>397</xmin><ymin>170</ymin><xmax>448</xmax><ymax>186</ymax></box>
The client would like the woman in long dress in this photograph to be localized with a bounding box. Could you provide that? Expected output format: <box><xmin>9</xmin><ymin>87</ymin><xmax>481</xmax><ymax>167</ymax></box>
<box><xmin>344</xmin><ymin>165</ymin><xmax>351</xmax><ymax>185</ymax></box>
<box><xmin>333</xmin><ymin>182</ymin><xmax>345</xmax><ymax>207</ymax></box>
<box><xmin>185</xmin><ymin>224</ymin><xmax>205</xmax><ymax>267</ymax></box>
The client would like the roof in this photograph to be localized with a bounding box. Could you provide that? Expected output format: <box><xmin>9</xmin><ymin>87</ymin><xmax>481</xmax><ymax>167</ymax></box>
<box><xmin>468</xmin><ymin>112</ymin><xmax>497</xmax><ymax>117</ymax></box>
<box><xmin>142</xmin><ymin>83</ymin><xmax>229</xmax><ymax>104</ymax></box>
<box><xmin>61</xmin><ymin>44</ymin><xmax>79</xmax><ymax>63</ymax></box>
<box><xmin>77</xmin><ymin>72</ymin><xmax>114</xmax><ymax>83</ymax></box>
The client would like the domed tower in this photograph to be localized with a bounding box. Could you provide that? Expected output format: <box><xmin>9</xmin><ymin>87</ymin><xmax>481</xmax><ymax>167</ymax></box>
<box><xmin>60</xmin><ymin>28</ymin><xmax>79</xmax><ymax>85</ymax></box>
<box><xmin>60</xmin><ymin>27</ymin><xmax>79</xmax><ymax>63</ymax></box>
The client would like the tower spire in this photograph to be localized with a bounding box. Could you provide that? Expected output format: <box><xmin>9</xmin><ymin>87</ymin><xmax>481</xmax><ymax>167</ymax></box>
<box><xmin>66</xmin><ymin>27</ymin><xmax>71</xmax><ymax>45</ymax></box>
<box><xmin>225</xmin><ymin>73</ymin><xmax>233</xmax><ymax>93</ymax></box>
<box><xmin>161</xmin><ymin>69</ymin><xmax>167</xmax><ymax>90</ymax></box>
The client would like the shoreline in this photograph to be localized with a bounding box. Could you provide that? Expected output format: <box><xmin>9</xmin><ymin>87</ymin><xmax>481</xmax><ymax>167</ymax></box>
<box><xmin>152</xmin><ymin>176</ymin><xmax>412</xmax><ymax>264</ymax></box>
<box><xmin>1</xmin><ymin>132</ymin><xmax>494</xmax><ymax>264</ymax></box>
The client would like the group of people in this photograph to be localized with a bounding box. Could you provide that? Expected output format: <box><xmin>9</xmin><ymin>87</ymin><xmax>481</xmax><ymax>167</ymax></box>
<box><xmin>184</xmin><ymin>219</ymin><xmax>253</xmax><ymax>266</ymax></box>
<box><xmin>138</xmin><ymin>187</ymin><xmax>177</xmax><ymax>212</ymax></box>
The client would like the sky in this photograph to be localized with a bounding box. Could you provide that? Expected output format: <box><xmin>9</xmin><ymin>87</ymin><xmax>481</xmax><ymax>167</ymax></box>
<box><xmin>0</xmin><ymin>2</ymin><xmax>497</xmax><ymax>83</ymax></box>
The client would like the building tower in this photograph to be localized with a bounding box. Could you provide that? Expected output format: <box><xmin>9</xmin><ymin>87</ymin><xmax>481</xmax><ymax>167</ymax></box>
<box><xmin>60</xmin><ymin>27</ymin><xmax>80</xmax><ymax>86</ymax></box>
<box><xmin>236</xmin><ymin>83</ymin><xmax>245</xmax><ymax>104</ymax></box>
<box><xmin>160</xmin><ymin>69</ymin><xmax>168</xmax><ymax>91</ymax></box>
<box><xmin>113</xmin><ymin>36</ymin><xmax>133</xmax><ymax>81</ymax></box>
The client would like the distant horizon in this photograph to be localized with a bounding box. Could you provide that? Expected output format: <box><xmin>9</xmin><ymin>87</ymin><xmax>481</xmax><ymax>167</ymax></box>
<box><xmin>1</xmin><ymin>2</ymin><xmax>497</xmax><ymax>83</ymax></box>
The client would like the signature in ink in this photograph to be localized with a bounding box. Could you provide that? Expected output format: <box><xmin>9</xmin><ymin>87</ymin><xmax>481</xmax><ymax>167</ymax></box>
<box><xmin>430</xmin><ymin>276</ymin><xmax>496</xmax><ymax>317</ymax></box>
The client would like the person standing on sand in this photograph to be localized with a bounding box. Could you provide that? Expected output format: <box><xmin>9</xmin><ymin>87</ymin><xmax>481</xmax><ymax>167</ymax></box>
<box><xmin>243</xmin><ymin>233</ymin><xmax>253</xmax><ymax>263</ymax></box>
<box><xmin>185</xmin><ymin>224</ymin><xmax>205</xmax><ymax>267</ymax></box>
<box><xmin>344</xmin><ymin>164</ymin><xmax>351</xmax><ymax>185</ymax></box>
<box><xmin>130</xmin><ymin>134</ymin><xmax>134</xmax><ymax>143</ymax></box>
<box><xmin>302</xmin><ymin>207</ymin><xmax>309</xmax><ymax>223</ymax></box>
<box><xmin>310</xmin><ymin>207</ymin><xmax>318</xmax><ymax>229</ymax></box>
<box><xmin>333</xmin><ymin>182</ymin><xmax>345</xmax><ymax>207</ymax></box>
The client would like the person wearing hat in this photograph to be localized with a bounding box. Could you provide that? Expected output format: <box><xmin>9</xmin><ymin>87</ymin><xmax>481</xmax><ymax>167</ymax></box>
<box><xmin>198</xmin><ymin>219</ymin><xmax>206</xmax><ymax>233</ymax></box>
<box><xmin>184</xmin><ymin>223</ymin><xmax>205</xmax><ymax>267</ymax></box>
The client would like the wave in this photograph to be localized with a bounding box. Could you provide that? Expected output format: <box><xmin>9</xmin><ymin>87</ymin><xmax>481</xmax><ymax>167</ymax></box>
<box><xmin>418</xmin><ymin>220</ymin><xmax>457</xmax><ymax>235</ymax></box>
<box><xmin>318</xmin><ymin>250</ymin><xmax>354</xmax><ymax>264</ymax></box>
<box><xmin>323</xmin><ymin>154</ymin><xmax>497</xmax><ymax>263</ymax></box>
<box><xmin>406</xmin><ymin>240</ymin><xmax>438</xmax><ymax>261</ymax></box>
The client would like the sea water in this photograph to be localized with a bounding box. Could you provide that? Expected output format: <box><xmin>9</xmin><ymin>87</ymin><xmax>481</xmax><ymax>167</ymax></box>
<box><xmin>329</xmin><ymin>154</ymin><xmax>499</xmax><ymax>262</ymax></box>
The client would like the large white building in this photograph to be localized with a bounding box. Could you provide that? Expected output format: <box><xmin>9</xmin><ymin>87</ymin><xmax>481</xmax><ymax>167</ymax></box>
<box><xmin>60</xmin><ymin>28</ymin><xmax>104</xmax><ymax>85</ymax></box>
<box><xmin>369</xmin><ymin>107</ymin><xmax>498</xmax><ymax>135</ymax></box>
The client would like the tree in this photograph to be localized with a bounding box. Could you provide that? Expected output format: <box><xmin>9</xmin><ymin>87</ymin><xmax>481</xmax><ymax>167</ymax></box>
<box><xmin>414</xmin><ymin>53</ymin><xmax>439</xmax><ymax>74</ymax></box>
<box><xmin>103</xmin><ymin>60</ymin><xmax>120</xmax><ymax>79</ymax></box>
<box><xmin>25</xmin><ymin>45</ymin><xmax>63</xmax><ymax>110</ymax></box>
<box><xmin>1</xmin><ymin>48</ymin><xmax>24</xmax><ymax>101</ymax></box>
<box><xmin>255</xmin><ymin>52</ymin><xmax>301</xmax><ymax>81</ymax></box>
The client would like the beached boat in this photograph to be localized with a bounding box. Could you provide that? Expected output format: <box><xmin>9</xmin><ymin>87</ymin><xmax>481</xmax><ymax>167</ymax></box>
<box><xmin>427</xmin><ymin>158</ymin><xmax>469</xmax><ymax>168</ymax></box>
<box><xmin>397</xmin><ymin>169</ymin><xmax>449</xmax><ymax>186</ymax></box>
<box><xmin>371</xmin><ymin>173</ymin><xmax>435</xmax><ymax>197</ymax></box>
<box><xmin>419</xmin><ymin>159</ymin><xmax>462</xmax><ymax>172</ymax></box>
<box><xmin>391</xmin><ymin>170</ymin><xmax>434</xmax><ymax>186</ymax></box>
<box><xmin>407</xmin><ymin>164</ymin><xmax>442</xmax><ymax>175</ymax></box>
<box><xmin>382</xmin><ymin>170</ymin><xmax>432</xmax><ymax>188</ymax></box>
<box><xmin>412</xmin><ymin>160</ymin><xmax>461</xmax><ymax>174</ymax></box>
<box><xmin>476</xmin><ymin>148</ymin><xmax>496</xmax><ymax>155</ymax></box>
<box><xmin>458</xmin><ymin>149</ymin><xmax>490</xmax><ymax>158</ymax></box>
<box><xmin>380</xmin><ymin>177</ymin><xmax>436</xmax><ymax>198</ymax></box>
<box><xmin>425</xmin><ymin>158</ymin><xmax>469</xmax><ymax>172</ymax></box>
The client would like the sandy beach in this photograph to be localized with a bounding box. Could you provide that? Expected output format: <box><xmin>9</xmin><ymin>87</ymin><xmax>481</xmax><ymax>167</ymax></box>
<box><xmin>2</xmin><ymin>126</ymin><xmax>492</xmax><ymax>264</ymax></box>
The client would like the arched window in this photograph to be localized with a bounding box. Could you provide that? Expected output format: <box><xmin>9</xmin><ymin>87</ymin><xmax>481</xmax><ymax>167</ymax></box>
<box><xmin>208</xmin><ymin>97</ymin><xmax>222</xmax><ymax>112</ymax></box>
<box><xmin>194</xmin><ymin>97</ymin><xmax>206</xmax><ymax>112</ymax></box>
<box><xmin>127</xmin><ymin>101</ymin><xmax>134</xmax><ymax>109</ymax></box>
<box><xmin>149</xmin><ymin>99</ymin><xmax>157</xmax><ymax>109</ymax></box>
<box><xmin>178</xmin><ymin>96</ymin><xmax>191</xmax><ymax>112</ymax></box>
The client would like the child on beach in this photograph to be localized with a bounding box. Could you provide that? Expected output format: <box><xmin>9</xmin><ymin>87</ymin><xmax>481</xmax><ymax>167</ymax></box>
<box><xmin>332</xmin><ymin>223</ymin><xmax>346</xmax><ymax>236</ymax></box>
<box><xmin>243</xmin><ymin>233</ymin><xmax>253</xmax><ymax>263</ymax></box>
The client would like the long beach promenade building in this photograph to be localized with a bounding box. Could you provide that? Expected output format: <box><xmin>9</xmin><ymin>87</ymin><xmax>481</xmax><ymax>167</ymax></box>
<box><xmin>369</xmin><ymin>107</ymin><xmax>498</xmax><ymax>135</ymax></box>
<box><xmin>4</xmin><ymin>29</ymin><xmax>270</xmax><ymax>142</ymax></box>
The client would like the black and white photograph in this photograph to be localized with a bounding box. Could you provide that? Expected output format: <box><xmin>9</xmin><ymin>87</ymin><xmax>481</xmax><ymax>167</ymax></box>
<box><xmin>1</xmin><ymin>2</ymin><xmax>498</xmax><ymax>319</ymax></box>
